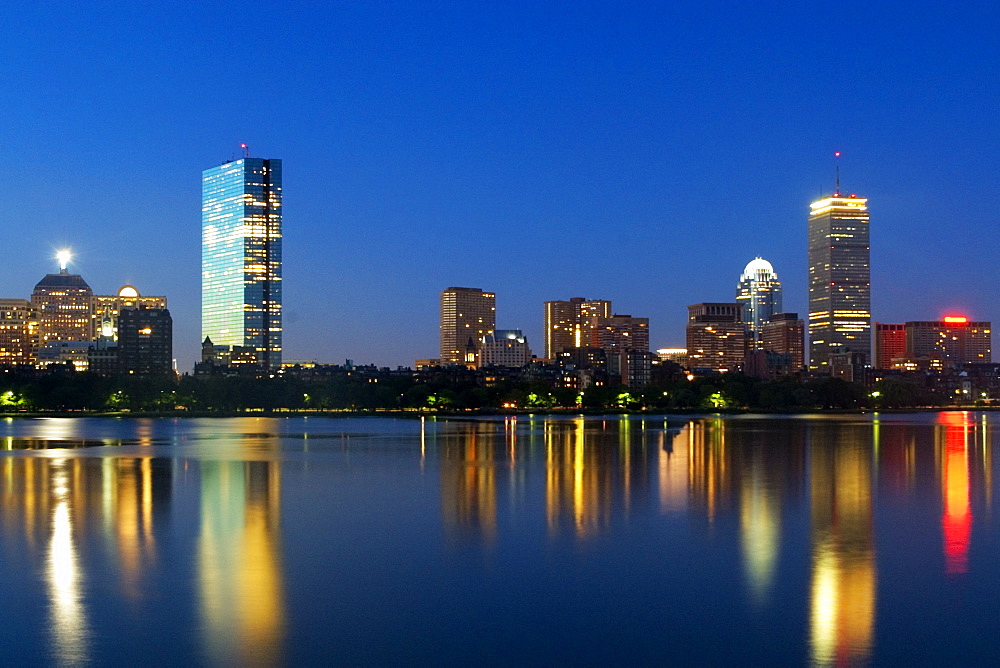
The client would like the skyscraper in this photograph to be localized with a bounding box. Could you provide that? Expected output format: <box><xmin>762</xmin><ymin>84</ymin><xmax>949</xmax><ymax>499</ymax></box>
<box><xmin>735</xmin><ymin>257</ymin><xmax>782</xmax><ymax>347</ymax></box>
<box><xmin>807</xmin><ymin>193</ymin><xmax>870</xmax><ymax>369</ymax></box>
<box><xmin>32</xmin><ymin>263</ymin><xmax>93</xmax><ymax>345</ymax></box>
<box><xmin>543</xmin><ymin>297</ymin><xmax>612</xmax><ymax>359</ymax></box>
<box><xmin>686</xmin><ymin>303</ymin><xmax>747</xmax><ymax>373</ymax></box>
<box><xmin>202</xmin><ymin>156</ymin><xmax>282</xmax><ymax>369</ymax></box>
<box><xmin>439</xmin><ymin>287</ymin><xmax>495</xmax><ymax>365</ymax></box>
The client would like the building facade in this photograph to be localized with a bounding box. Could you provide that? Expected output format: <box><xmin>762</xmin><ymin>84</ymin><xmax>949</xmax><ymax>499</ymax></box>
<box><xmin>543</xmin><ymin>297</ymin><xmax>612</xmax><ymax>360</ymax></box>
<box><xmin>93</xmin><ymin>286</ymin><xmax>168</xmax><ymax>342</ymax></box>
<box><xmin>32</xmin><ymin>270</ymin><xmax>94</xmax><ymax>345</ymax></box>
<box><xmin>735</xmin><ymin>257</ymin><xmax>782</xmax><ymax>347</ymax></box>
<box><xmin>0</xmin><ymin>299</ymin><xmax>38</xmax><ymax>364</ymax></box>
<box><xmin>686</xmin><ymin>303</ymin><xmax>746</xmax><ymax>373</ymax></box>
<box><xmin>906</xmin><ymin>318</ymin><xmax>991</xmax><ymax>365</ymax></box>
<box><xmin>439</xmin><ymin>287</ymin><xmax>496</xmax><ymax>365</ymax></box>
<box><xmin>116</xmin><ymin>307</ymin><xmax>173</xmax><ymax>375</ymax></box>
<box><xmin>479</xmin><ymin>329</ymin><xmax>532</xmax><ymax>368</ymax></box>
<box><xmin>873</xmin><ymin>323</ymin><xmax>906</xmax><ymax>369</ymax></box>
<box><xmin>202</xmin><ymin>156</ymin><xmax>282</xmax><ymax>369</ymax></box>
<box><xmin>760</xmin><ymin>312</ymin><xmax>805</xmax><ymax>371</ymax></box>
<box><xmin>807</xmin><ymin>194</ymin><xmax>871</xmax><ymax>369</ymax></box>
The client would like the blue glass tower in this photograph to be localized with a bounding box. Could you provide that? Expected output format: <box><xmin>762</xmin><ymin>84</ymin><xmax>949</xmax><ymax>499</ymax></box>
<box><xmin>202</xmin><ymin>157</ymin><xmax>282</xmax><ymax>368</ymax></box>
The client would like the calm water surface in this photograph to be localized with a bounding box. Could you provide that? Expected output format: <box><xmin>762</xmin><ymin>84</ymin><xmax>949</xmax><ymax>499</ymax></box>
<box><xmin>0</xmin><ymin>412</ymin><xmax>996</xmax><ymax>665</ymax></box>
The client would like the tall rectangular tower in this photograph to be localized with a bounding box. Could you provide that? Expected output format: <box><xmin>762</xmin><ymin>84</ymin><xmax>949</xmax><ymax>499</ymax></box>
<box><xmin>543</xmin><ymin>297</ymin><xmax>612</xmax><ymax>359</ymax></box>
<box><xmin>807</xmin><ymin>194</ymin><xmax>870</xmax><ymax>370</ymax></box>
<box><xmin>202</xmin><ymin>157</ymin><xmax>282</xmax><ymax>369</ymax></box>
<box><xmin>440</xmin><ymin>287</ymin><xmax>495</xmax><ymax>365</ymax></box>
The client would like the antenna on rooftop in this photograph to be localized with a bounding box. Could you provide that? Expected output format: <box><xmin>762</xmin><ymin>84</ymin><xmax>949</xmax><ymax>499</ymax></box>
<box><xmin>241</xmin><ymin>143</ymin><xmax>250</xmax><ymax>158</ymax></box>
<box><xmin>834</xmin><ymin>151</ymin><xmax>841</xmax><ymax>195</ymax></box>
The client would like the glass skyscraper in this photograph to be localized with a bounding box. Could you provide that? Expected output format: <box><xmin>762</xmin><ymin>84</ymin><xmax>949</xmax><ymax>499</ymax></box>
<box><xmin>202</xmin><ymin>157</ymin><xmax>282</xmax><ymax>368</ymax></box>
<box><xmin>807</xmin><ymin>194</ymin><xmax>870</xmax><ymax>369</ymax></box>
<box><xmin>735</xmin><ymin>257</ymin><xmax>782</xmax><ymax>347</ymax></box>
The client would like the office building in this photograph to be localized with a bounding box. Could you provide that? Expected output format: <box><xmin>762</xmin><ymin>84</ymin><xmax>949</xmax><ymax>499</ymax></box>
<box><xmin>479</xmin><ymin>329</ymin><xmax>532</xmax><ymax>368</ymax></box>
<box><xmin>117</xmin><ymin>306</ymin><xmax>173</xmax><ymax>375</ymax></box>
<box><xmin>440</xmin><ymin>287</ymin><xmax>495</xmax><ymax>365</ymax></box>
<box><xmin>0</xmin><ymin>299</ymin><xmax>38</xmax><ymax>364</ymax></box>
<box><xmin>735</xmin><ymin>257</ymin><xmax>782</xmax><ymax>347</ymax></box>
<box><xmin>807</xmin><ymin>193</ymin><xmax>871</xmax><ymax>369</ymax></box>
<box><xmin>873</xmin><ymin>323</ymin><xmax>906</xmax><ymax>369</ymax></box>
<box><xmin>202</xmin><ymin>155</ymin><xmax>282</xmax><ymax>369</ymax></box>
<box><xmin>686</xmin><ymin>303</ymin><xmax>746</xmax><ymax>373</ymax></box>
<box><xmin>32</xmin><ymin>264</ymin><xmax>94</xmax><ymax>345</ymax></box>
<box><xmin>906</xmin><ymin>318</ymin><xmax>991</xmax><ymax>365</ymax></box>
<box><xmin>93</xmin><ymin>286</ymin><xmax>168</xmax><ymax>342</ymax></box>
<box><xmin>760</xmin><ymin>312</ymin><xmax>805</xmax><ymax>371</ymax></box>
<box><xmin>543</xmin><ymin>297</ymin><xmax>612</xmax><ymax>359</ymax></box>
<box><xmin>593</xmin><ymin>314</ymin><xmax>649</xmax><ymax>353</ymax></box>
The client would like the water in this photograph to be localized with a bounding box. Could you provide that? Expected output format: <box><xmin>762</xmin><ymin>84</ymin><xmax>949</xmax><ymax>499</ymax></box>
<box><xmin>0</xmin><ymin>412</ymin><xmax>995</xmax><ymax>665</ymax></box>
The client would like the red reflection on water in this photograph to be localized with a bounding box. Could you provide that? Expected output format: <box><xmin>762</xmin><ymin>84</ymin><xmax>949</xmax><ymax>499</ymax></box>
<box><xmin>939</xmin><ymin>412</ymin><xmax>971</xmax><ymax>575</ymax></box>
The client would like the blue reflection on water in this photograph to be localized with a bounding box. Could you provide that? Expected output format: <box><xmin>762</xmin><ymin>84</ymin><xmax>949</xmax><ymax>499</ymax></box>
<box><xmin>0</xmin><ymin>413</ymin><xmax>995</xmax><ymax>664</ymax></box>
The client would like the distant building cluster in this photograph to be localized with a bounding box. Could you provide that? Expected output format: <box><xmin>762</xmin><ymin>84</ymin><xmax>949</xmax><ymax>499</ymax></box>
<box><xmin>419</xmin><ymin>185</ymin><xmax>990</xmax><ymax>393</ymax></box>
<box><xmin>8</xmin><ymin>152</ymin><xmax>991</xmax><ymax>391</ymax></box>
<box><xmin>0</xmin><ymin>259</ymin><xmax>172</xmax><ymax>375</ymax></box>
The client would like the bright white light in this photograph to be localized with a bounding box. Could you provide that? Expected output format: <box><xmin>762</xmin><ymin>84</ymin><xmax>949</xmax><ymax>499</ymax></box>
<box><xmin>56</xmin><ymin>250</ymin><xmax>71</xmax><ymax>271</ymax></box>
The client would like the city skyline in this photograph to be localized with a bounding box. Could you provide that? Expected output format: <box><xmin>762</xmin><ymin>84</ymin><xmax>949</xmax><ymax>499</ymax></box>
<box><xmin>3</xmin><ymin>3</ymin><xmax>998</xmax><ymax>370</ymax></box>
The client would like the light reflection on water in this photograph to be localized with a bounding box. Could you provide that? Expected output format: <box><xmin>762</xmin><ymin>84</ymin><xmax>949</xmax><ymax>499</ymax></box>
<box><xmin>0</xmin><ymin>413</ymin><xmax>995</xmax><ymax>663</ymax></box>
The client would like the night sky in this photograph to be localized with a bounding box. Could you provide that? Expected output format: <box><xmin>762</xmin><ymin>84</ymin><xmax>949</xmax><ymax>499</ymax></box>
<box><xmin>4</xmin><ymin>1</ymin><xmax>999</xmax><ymax>370</ymax></box>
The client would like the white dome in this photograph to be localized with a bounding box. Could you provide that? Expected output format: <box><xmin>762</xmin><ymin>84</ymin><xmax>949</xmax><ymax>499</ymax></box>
<box><xmin>741</xmin><ymin>257</ymin><xmax>776</xmax><ymax>281</ymax></box>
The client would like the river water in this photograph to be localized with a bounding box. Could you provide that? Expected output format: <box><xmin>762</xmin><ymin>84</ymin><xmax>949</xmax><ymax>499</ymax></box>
<box><xmin>0</xmin><ymin>412</ymin><xmax>995</xmax><ymax>665</ymax></box>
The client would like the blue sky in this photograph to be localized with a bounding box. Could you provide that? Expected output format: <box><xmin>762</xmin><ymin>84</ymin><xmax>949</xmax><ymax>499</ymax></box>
<box><xmin>3</xmin><ymin>1</ymin><xmax>999</xmax><ymax>369</ymax></box>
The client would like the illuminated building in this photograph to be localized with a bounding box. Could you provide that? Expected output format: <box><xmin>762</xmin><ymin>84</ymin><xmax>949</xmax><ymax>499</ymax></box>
<box><xmin>36</xmin><ymin>340</ymin><xmax>91</xmax><ymax>371</ymax></box>
<box><xmin>735</xmin><ymin>257</ymin><xmax>782</xmax><ymax>347</ymax></box>
<box><xmin>760</xmin><ymin>312</ymin><xmax>805</xmax><ymax>371</ymax></box>
<box><xmin>32</xmin><ymin>262</ymin><xmax>94</xmax><ymax>345</ymax></box>
<box><xmin>0</xmin><ymin>299</ymin><xmax>38</xmax><ymax>364</ymax></box>
<box><xmin>543</xmin><ymin>297</ymin><xmax>612</xmax><ymax>359</ymax></box>
<box><xmin>873</xmin><ymin>323</ymin><xmax>906</xmax><ymax>369</ymax></box>
<box><xmin>116</xmin><ymin>307</ymin><xmax>173</xmax><ymax>375</ymax></box>
<box><xmin>905</xmin><ymin>317</ymin><xmax>991</xmax><ymax>365</ymax></box>
<box><xmin>439</xmin><ymin>287</ymin><xmax>495</xmax><ymax>365</ymax></box>
<box><xmin>686</xmin><ymin>303</ymin><xmax>746</xmax><ymax>372</ymax></box>
<box><xmin>655</xmin><ymin>348</ymin><xmax>688</xmax><ymax>366</ymax></box>
<box><xmin>592</xmin><ymin>314</ymin><xmax>650</xmax><ymax>386</ymax></box>
<box><xmin>202</xmin><ymin>156</ymin><xmax>282</xmax><ymax>369</ymax></box>
<box><xmin>92</xmin><ymin>286</ymin><xmax>167</xmax><ymax>342</ymax></box>
<box><xmin>807</xmin><ymin>193</ymin><xmax>870</xmax><ymax>369</ymax></box>
<box><xmin>593</xmin><ymin>314</ymin><xmax>649</xmax><ymax>354</ymax></box>
<box><xmin>479</xmin><ymin>329</ymin><xmax>532</xmax><ymax>368</ymax></box>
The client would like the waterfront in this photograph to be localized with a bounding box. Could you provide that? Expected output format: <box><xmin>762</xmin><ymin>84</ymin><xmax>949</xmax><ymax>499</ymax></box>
<box><xmin>0</xmin><ymin>413</ymin><xmax>996</xmax><ymax>665</ymax></box>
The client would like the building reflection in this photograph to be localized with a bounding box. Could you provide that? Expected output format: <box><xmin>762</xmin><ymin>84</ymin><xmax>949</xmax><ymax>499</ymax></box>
<box><xmin>439</xmin><ymin>421</ymin><xmax>498</xmax><ymax>544</ymax></box>
<box><xmin>544</xmin><ymin>417</ymin><xmax>652</xmax><ymax>539</ymax></box>
<box><xmin>0</xmin><ymin>453</ymin><xmax>170</xmax><ymax>664</ymax></box>
<box><xmin>197</xmin><ymin>444</ymin><xmax>285</xmax><ymax>666</ymax></box>
<box><xmin>936</xmin><ymin>411</ymin><xmax>991</xmax><ymax>575</ymax></box>
<box><xmin>664</xmin><ymin>418</ymin><xmax>805</xmax><ymax>605</ymax></box>
<box><xmin>808</xmin><ymin>422</ymin><xmax>875</xmax><ymax>666</ymax></box>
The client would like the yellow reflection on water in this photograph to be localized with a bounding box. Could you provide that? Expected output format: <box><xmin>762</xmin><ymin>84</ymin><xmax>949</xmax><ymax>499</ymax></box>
<box><xmin>544</xmin><ymin>417</ymin><xmax>614</xmax><ymax>539</ymax></box>
<box><xmin>198</xmin><ymin>452</ymin><xmax>285</xmax><ymax>666</ymax></box>
<box><xmin>47</xmin><ymin>459</ymin><xmax>89</xmax><ymax>666</ymax></box>
<box><xmin>739</xmin><ymin>463</ymin><xmax>779</xmax><ymax>606</ymax></box>
<box><xmin>809</xmin><ymin>427</ymin><xmax>875</xmax><ymax>666</ymax></box>
<box><xmin>440</xmin><ymin>424</ymin><xmax>497</xmax><ymax>544</ymax></box>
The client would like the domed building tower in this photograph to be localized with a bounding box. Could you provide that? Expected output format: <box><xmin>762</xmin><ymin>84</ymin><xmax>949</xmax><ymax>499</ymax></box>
<box><xmin>735</xmin><ymin>257</ymin><xmax>782</xmax><ymax>348</ymax></box>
